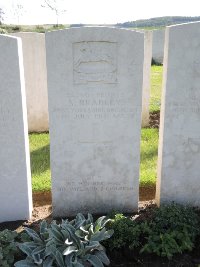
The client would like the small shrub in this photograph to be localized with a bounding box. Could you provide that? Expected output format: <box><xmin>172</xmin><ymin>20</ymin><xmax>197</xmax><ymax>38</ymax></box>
<box><xmin>140</xmin><ymin>203</ymin><xmax>199</xmax><ymax>258</ymax></box>
<box><xmin>15</xmin><ymin>213</ymin><xmax>113</xmax><ymax>266</ymax></box>
<box><xmin>106</xmin><ymin>203</ymin><xmax>200</xmax><ymax>260</ymax></box>
<box><xmin>35</xmin><ymin>25</ymin><xmax>45</xmax><ymax>33</ymax></box>
<box><xmin>0</xmin><ymin>229</ymin><xmax>19</xmax><ymax>267</ymax></box>
<box><xmin>11</xmin><ymin>25</ymin><xmax>21</xmax><ymax>32</ymax></box>
<box><xmin>105</xmin><ymin>214</ymin><xmax>141</xmax><ymax>251</ymax></box>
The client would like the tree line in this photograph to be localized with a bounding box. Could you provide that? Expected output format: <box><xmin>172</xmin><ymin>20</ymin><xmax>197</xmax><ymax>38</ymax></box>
<box><xmin>116</xmin><ymin>16</ymin><xmax>200</xmax><ymax>28</ymax></box>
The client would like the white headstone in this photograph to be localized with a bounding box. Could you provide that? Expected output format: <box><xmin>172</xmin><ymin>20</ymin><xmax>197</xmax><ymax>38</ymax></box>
<box><xmin>152</xmin><ymin>29</ymin><xmax>165</xmax><ymax>64</ymax></box>
<box><xmin>156</xmin><ymin>22</ymin><xmax>200</xmax><ymax>206</ymax></box>
<box><xmin>46</xmin><ymin>27</ymin><xmax>144</xmax><ymax>217</ymax></box>
<box><xmin>142</xmin><ymin>31</ymin><xmax>153</xmax><ymax>127</ymax></box>
<box><xmin>0</xmin><ymin>35</ymin><xmax>32</xmax><ymax>222</ymax></box>
<box><xmin>11</xmin><ymin>32</ymin><xmax>49</xmax><ymax>132</ymax></box>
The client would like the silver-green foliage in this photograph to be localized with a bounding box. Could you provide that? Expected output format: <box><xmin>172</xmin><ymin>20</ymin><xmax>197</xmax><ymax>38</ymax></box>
<box><xmin>15</xmin><ymin>213</ymin><xmax>114</xmax><ymax>267</ymax></box>
<box><xmin>0</xmin><ymin>229</ymin><xmax>18</xmax><ymax>267</ymax></box>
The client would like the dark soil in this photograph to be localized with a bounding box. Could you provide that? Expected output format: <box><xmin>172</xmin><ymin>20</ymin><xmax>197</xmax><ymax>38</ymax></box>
<box><xmin>109</xmin><ymin>251</ymin><xmax>200</xmax><ymax>267</ymax></box>
<box><xmin>149</xmin><ymin>111</ymin><xmax>160</xmax><ymax>128</ymax></box>
<box><xmin>0</xmin><ymin>186</ymin><xmax>156</xmax><ymax>232</ymax></box>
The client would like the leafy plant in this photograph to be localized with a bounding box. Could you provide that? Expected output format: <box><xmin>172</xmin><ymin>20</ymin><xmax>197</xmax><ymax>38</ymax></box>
<box><xmin>105</xmin><ymin>203</ymin><xmax>200</xmax><ymax>260</ymax></box>
<box><xmin>105</xmin><ymin>213</ymin><xmax>141</xmax><ymax>251</ymax></box>
<box><xmin>15</xmin><ymin>213</ymin><xmax>113</xmax><ymax>266</ymax></box>
<box><xmin>140</xmin><ymin>203</ymin><xmax>200</xmax><ymax>258</ymax></box>
<box><xmin>15</xmin><ymin>220</ymin><xmax>55</xmax><ymax>266</ymax></box>
<box><xmin>0</xmin><ymin>229</ymin><xmax>19</xmax><ymax>267</ymax></box>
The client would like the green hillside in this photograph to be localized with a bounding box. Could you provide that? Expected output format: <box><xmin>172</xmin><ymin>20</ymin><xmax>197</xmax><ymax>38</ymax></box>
<box><xmin>116</xmin><ymin>16</ymin><xmax>200</xmax><ymax>29</ymax></box>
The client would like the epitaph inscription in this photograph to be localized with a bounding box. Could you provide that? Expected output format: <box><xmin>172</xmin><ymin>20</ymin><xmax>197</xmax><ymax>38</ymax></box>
<box><xmin>73</xmin><ymin>41</ymin><xmax>118</xmax><ymax>84</ymax></box>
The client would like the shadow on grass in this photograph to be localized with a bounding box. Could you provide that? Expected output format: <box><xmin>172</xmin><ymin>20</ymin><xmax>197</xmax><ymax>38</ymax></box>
<box><xmin>140</xmin><ymin>146</ymin><xmax>158</xmax><ymax>162</ymax></box>
<box><xmin>30</xmin><ymin>144</ymin><xmax>50</xmax><ymax>175</ymax></box>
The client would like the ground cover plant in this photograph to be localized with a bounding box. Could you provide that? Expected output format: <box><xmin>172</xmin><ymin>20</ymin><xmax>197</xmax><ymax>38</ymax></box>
<box><xmin>1</xmin><ymin>203</ymin><xmax>200</xmax><ymax>266</ymax></box>
<box><xmin>0</xmin><ymin>214</ymin><xmax>113</xmax><ymax>267</ymax></box>
<box><xmin>105</xmin><ymin>203</ymin><xmax>200</xmax><ymax>266</ymax></box>
<box><xmin>0</xmin><ymin>229</ymin><xmax>18</xmax><ymax>267</ymax></box>
<box><xmin>0</xmin><ymin>229</ymin><xmax>29</xmax><ymax>267</ymax></box>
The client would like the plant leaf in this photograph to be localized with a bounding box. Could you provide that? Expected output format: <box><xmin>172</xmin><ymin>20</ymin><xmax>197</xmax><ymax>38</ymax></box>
<box><xmin>87</xmin><ymin>254</ymin><xmax>104</xmax><ymax>267</ymax></box>
<box><xmin>18</xmin><ymin>243</ymin><xmax>33</xmax><ymax>256</ymax></box>
<box><xmin>95</xmin><ymin>250</ymin><xmax>110</xmax><ymax>266</ymax></box>
<box><xmin>50</xmin><ymin>224</ymin><xmax>64</xmax><ymax>241</ymax></box>
<box><xmin>24</xmin><ymin>228</ymin><xmax>42</xmax><ymax>243</ymax></box>
<box><xmin>14</xmin><ymin>259</ymin><xmax>36</xmax><ymax>267</ymax></box>
<box><xmin>55</xmin><ymin>250</ymin><xmax>65</xmax><ymax>267</ymax></box>
<box><xmin>85</xmin><ymin>241</ymin><xmax>100</xmax><ymax>252</ymax></box>
<box><xmin>74</xmin><ymin>261</ymin><xmax>84</xmax><ymax>267</ymax></box>
<box><xmin>40</xmin><ymin>220</ymin><xmax>48</xmax><ymax>235</ymax></box>
<box><xmin>43</xmin><ymin>257</ymin><xmax>54</xmax><ymax>267</ymax></box>
<box><xmin>63</xmin><ymin>245</ymin><xmax>78</xmax><ymax>256</ymax></box>
<box><xmin>65</xmin><ymin>238</ymin><xmax>73</xmax><ymax>245</ymax></box>
<box><xmin>31</xmin><ymin>246</ymin><xmax>45</xmax><ymax>255</ymax></box>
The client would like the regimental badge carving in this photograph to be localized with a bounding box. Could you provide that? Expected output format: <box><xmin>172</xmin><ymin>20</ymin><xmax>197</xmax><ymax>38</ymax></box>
<box><xmin>73</xmin><ymin>41</ymin><xmax>118</xmax><ymax>84</ymax></box>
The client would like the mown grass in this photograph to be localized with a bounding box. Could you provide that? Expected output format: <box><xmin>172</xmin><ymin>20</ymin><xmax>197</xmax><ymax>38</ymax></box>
<box><xmin>29</xmin><ymin>133</ymin><xmax>50</xmax><ymax>191</ymax></box>
<box><xmin>140</xmin><ymin>128</ymin><xmax>159</xmax><ymax>186</ymax></box>
<box><xmin>29</xmin><ymin>65</ymin><xmax>162</xmax><ymax>192</ymax></box>
<box><xmin>150</xmin><ymin>65</ymin><xmax>163</xmax><ymax>112</ymax></box>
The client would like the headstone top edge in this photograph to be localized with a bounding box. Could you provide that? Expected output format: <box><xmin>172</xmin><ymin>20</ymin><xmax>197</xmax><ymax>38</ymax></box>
<box><xmin>167</xmin><ymin>20</ymin><xmax>200</xmax><ymax>29</ymax></box>
<box><xmin>45</xmin><ymin>26</ymin><xmax>144</xmax><ymax>37</ymax></box>
<box><xmin>11</xmin><ymin>32</ymin><xmax>44</xmax><ymax>35</ymax></box>
<box><xmin>0</xmin><ymin>34</ymin><xmax>20</xmax><ymax>41</ymax></box>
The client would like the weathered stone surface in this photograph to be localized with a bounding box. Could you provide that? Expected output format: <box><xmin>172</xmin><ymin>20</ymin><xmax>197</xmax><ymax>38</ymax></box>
<box><xmin>46</xmin><ymin>27</ymin><xmax>144</xmax><ymax>217</ymax></box>
<box><xmin>152</xmin><ymin>29</ymin><xmax>165</xmax><ymax>64</ymax></box>
<box><xmin>11</xmin><ymin>32</ymin><xmax>49</xmax><ymax>132</ymax></box>
<box><xmin>0</xmin><ymin>35</ymin><xmax>32</xmax><ymax>222</ymax></box>
<box><xmin>156</xmin><ymin>22</ymin><xmax>200</xmax><ymax>206</ymax></box>
<box><xmin>142</xmin><ymin>31</ymin><xmax>153</xmax><ymax>127</ymax></box>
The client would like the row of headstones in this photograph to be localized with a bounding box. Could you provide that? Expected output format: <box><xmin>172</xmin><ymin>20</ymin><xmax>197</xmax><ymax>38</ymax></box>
<box><xmin>0</xmin><ymin>22</ymin><xmax>199</xmax><ymax>223</ymax></box>
<box><xmin>8</xmin><ymin>29</ymin><xmax>163</xmax><ymax>133</ymax></box>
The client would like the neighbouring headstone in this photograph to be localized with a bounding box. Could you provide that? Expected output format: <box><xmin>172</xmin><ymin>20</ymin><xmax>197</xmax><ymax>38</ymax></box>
<box><xmin>0</xmin><ymin>35</ymin><xmax>32</xmax><ymax>222</ymax></box>
<box><xmin>11</xmin><ymin>32</ymin><xmax>49</xmax><ymax>132</ymax></box>
<box><xmin>152</xmin><ymin>29</ymin><xmax>165</xmax><ymax>64</ymax></box>
<box><xmin>46</xmin><ymin>27</ymin><xmax>144</xmax><ymax>217</ymax></box>
<box><xmin>156</xmin><ymin>22</ymin><xmax>200</xmax><ymax>206</ymax></box>
<box><xmin>142</xmin><ymin>30</ymin><xmax>153</xmax><ymax>127</ymax></box>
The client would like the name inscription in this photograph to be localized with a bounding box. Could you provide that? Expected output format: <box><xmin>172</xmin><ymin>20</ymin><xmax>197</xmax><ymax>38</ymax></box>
<box><xmin>53</xmin><ymin>92</ymin><xmax>138</xmax><ymax>120</ymax></box>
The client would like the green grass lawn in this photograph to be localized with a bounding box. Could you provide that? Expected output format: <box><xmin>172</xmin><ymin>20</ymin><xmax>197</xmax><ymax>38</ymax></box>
<box><xmin>140</xmin><ymin>128</ymin><xmax>159</xmax><ymax>186</ymax></box>
<box><xmin>29</xmin><ymin>65</ymin><xmax>162</xmax><ymax>192</ymax></box>
<box><xmin>29</xmin><ymin>133</ymin><xmax>50</xmax><ymax>192</ymax></box>
<box><xmin>150</xmin><ymin>65</ymin><xmax>163</xmax><ymax>112</ymax></box>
